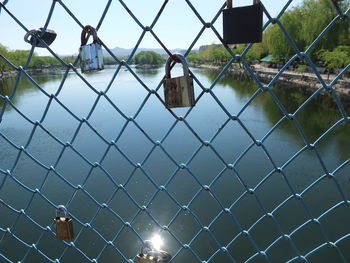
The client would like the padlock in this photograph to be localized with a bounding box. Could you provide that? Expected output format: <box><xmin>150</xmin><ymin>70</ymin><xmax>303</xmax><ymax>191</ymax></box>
<box><xmin>24</xmin><ymin>28</ymin><xmax>57</xmax><ymax>47</ymax></box>
<box><xmin>223</xmin><ymin>0</ymin><xmax>263</xmax><ymax>44</ymax></box>
<box><xmin>136</xmin><ymin>241</ymin><xmax>172</xmax><ymax>263</ymax></box>
<box><xmin>79</xmin><ymin>25</ymin><xmax>104</xmax><ymax>73</ymax></box>
<box><xmin>54</xmin><ymin>205</ymin><xmax>74</xmax><ymax>242</ymax></box>
<box><xmin>163</xmin><ymin>53</ymin><xmax>195</xmax><ymax>109</ymax></box>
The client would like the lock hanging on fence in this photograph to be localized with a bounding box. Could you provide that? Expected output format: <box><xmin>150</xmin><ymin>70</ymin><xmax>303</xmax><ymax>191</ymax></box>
<box><xmin>24</xmin><ymin>28</ymin><xmax>57</xmax><ymax>47</ymax></box>
<box><xmin>163</xmin><ymin>53</ymin><xmax>195</xmax><ymax>109</ymax></box>
<box><xmin>223</xmin><ymin>0</ymin><xmax>263</xmax><ymax>44</ymax></box>
<box><xmin>79</xmin><ymin>25</ymin><xmax>104</xmax><ymax>74</ymax></box>
<box><xmin>54</xmin><ymin>205</ymin><xmax>74</xmax><ymax>242</ymax></box>
<box><xmin>136</xmin><ymin>240</ymin><xmax>172</xmax><ymax>263</ymax></box>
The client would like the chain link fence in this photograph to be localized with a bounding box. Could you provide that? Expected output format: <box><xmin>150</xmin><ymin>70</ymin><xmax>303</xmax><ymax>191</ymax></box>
<box><xmin>0</xmin><ymin>0</ymin><xmax>350</xmax><ymax>262</ymax></box>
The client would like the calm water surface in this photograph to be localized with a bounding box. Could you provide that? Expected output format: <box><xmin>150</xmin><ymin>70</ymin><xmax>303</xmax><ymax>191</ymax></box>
<box><xmin>0</xmin><ymin>66</ymin><xmax>349</xmax><ymax>263</ymax></box>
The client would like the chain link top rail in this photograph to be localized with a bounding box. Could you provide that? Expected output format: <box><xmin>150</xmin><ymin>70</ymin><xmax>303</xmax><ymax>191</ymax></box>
<box><xmin>1</xmin><ymin>0</ymin><xmax>350</xmax><ymax>262</ymax></box>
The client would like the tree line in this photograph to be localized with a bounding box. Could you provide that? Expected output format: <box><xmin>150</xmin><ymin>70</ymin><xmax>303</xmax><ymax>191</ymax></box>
<box><xmin>0</xmin><ymin>43</ymin><xmax>164</xmax><ymax>76</ymax></box>
<box><xmin>188</xmin><ymin>0</ymin><xmax>350</xmax><ymax>74</ymax></box>
<box><xmin>133</xmin><ymin>51</ymin><xmax>164</xmax><ymax>65</ymax></box>
<box><xmin>1</xmin><ymin>0</ymin><xmax>349</xmax><ymax>76</ymax></box>
<box><xmin>0</xmin><ymin>44</ymin><xmax>76</xmax><ymax>75</ymax></box>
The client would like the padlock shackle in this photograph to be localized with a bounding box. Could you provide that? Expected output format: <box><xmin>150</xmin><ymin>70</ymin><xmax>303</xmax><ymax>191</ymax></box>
<box><xmin>165</xmin><ymin>53</ymin><xmax>190</xmax><ymax>79</ymax></box>
<box><xmin>226</xmin><ymin>0</ymin><xmax>260</xmax><ymax>8</ymax></box>
<box><xmin>23</xmin><ymin>28</ymin><xmax>57</xmax><ymax>48</ymax></box>
<box><xmin>81</xmin><ymin>25</ymin><xmax>99</xmax><ymax>46</ymax></box>
<box><xmin>139</xmin><ymin>240</ymin><xmax>153</xmax><ymax>255</ymax></box>
<box><xmin>24</xmin><ymin>29</ymin><xmax>38</xmax><ymax>44</ymax></box>
<box><xmin>56</xmin><ymin>205</ymin><xmax>68</xmax><ymax>218</ymax></box>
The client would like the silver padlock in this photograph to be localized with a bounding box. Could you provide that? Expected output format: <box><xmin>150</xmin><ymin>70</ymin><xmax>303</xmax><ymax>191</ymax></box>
<box><xmin>79</xmin><ymin>25</ymin><xmax>104</xmax><ymax>74</ymax></box>
<box><xmin>136</xmin><ymin>240</ymin><xmax>172</xmax><ymax>263</ymax></box>
<box><xmin>163</xmin><ymin>53</ymin><xmax>195</xmax><ymax>109</ymax></box>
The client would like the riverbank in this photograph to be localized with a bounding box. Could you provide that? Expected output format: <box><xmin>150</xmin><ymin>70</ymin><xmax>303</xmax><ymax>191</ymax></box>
<box><xmin>2</xmin><ymin>63</ymin><xmax>350</xmax><ymax>103</ymax></box>
<box><xmin>0</xmin><ymin>67</ymin><xmax>64</xmax><ymax>79</ymax></box>
<box><xmin>135</xmin><ymin>64</ymin><xmax>161</xmax><ymax>69</ymax></box>
<box><xmin>195</xmin><ymin>64</ymin><xmax>350</xmax><ymax>99</ymax></box>
<box><xmin>0</xmin><ymin>64</ymin><xmax>162</xmax><ymax>79</ymax></box>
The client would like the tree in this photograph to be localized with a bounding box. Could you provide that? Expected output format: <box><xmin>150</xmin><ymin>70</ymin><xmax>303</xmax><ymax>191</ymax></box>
<box><xmin>187</xmin><ymin>52</ymin><xmax>202</xmax><ymax>64</ymax></box>
<box><xmin>264</xmin><ymin>8</ymin><xmax>305</xmax><ymax>60</ymax></box>
<box><xmin>264</xmin><ymin>0</ymin><xmax>350</xmax><ymax>61</ymax></box>
<box><xmin>0</xmin><ymin>43</ymin><xmax>77</xmax><ymax>75</ymax></box>
<box><xmin>187</xmin><ymin>45</ymin><xmax>233</xmax><ymax>65</ymax></box>
<box><xmin>0</xmin><ymin>44</ymin><xmax>9</xmax><ymax>76</ymax></box>
<box><xmin>245</xmin><ymin>43</ymin><xmax>267</xmax><ymax>63</ymax></box>
<box><xmin>318</xmin><ymin>46</ymin><xmax>350</xmax><ymax>78</ymax></box>
<box><xmin>134</xmin><ymin>51</ymin><xmax>164</xmax><ymax>65</ymax></box>
<box><xmin>8</xmin><ymin>49</ymin><xmax>30</xmax><ymax>66</ymax></box>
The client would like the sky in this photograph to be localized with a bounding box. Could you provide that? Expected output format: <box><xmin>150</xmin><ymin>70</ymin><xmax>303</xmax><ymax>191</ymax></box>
<box><xmin>0</xmin><ymin>0</ymin><xmax>304</xmax><ymax>56</ymax></box>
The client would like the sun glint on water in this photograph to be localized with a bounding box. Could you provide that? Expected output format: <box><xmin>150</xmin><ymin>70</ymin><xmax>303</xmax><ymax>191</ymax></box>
<box><xmin>150</xmin><ymin>234</ymin><xmax>163</xmax><ymax>250</ymax></box>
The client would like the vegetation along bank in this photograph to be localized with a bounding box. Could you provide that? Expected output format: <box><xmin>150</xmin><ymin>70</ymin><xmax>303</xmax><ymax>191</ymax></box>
<box><xmin>1</xmin><ymin>0</ymin><xmax>349</xmax><ymax>96</ymax></box>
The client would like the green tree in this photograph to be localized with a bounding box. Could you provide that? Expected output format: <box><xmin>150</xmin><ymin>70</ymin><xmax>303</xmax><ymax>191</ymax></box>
<box><xmin>187</xmin><ymin>45</ymin><xmax>233</xmax><ymax>65</ymax></box>
<box><xmin>187</xmin><ymin>43</ymin><xmax>267</xmax><ymax>66</ymax></box>
<box><xmin>0</xmin><ymin>44</ymin><xmax>10</xmax><ymax>76</ymax></box>
<box><xmin>318</xmin><ymin>46</ymin><xmax>350</xmax><ymax>78</ymax></box>
<box><xmin>264</xmin><ymin>8</ymin><xmax>305</xmax><ymax>60</ymax></box>
<box><xmin>264</xmin><ymin>0</ymin><xmax>350</xmax><ymax>61</ymax></box>
<box><xmin>134</xmin><ymin>51</ymin><xmax>164</xmax><ymax>65</ymax></box>
<box><xmin>187</xmin><ymin>52</ymin><xmax>202</xmax><ymax>64</ymax></box>
<box><xmin>245</xmin><ymin>43</ymin><xmax>267</xmax><ymax>62</ymax></box>
<box><xmin>0</xmin><ymin>43</ymin><xmax>78</xmax><ymax>76</ymax></box>
<box><xmin>8</xmin><ymin>49</ymin><xmax>30</xmax><ymax>66</ymax></box>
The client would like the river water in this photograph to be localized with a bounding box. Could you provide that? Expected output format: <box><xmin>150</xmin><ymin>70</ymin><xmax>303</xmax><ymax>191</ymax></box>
<box><xmin>0</xmin><ymin>66</ymin><xmax>349</xmax><ymax>263</ymax></box>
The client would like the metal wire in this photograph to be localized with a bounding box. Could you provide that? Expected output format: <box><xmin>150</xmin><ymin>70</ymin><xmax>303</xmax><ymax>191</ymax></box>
<box><xmin>0</xmin><ymin>0</ymin><xmax>350</xmax><ymax>263</ymax></box>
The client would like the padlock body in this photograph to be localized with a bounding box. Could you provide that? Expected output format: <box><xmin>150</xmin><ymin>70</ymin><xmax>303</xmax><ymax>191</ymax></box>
<box><xmin>163</xmin><ymin>75</ymin><xmax>195</xmax><ymax>109</ymax></box>
<box><xmin>223</xmin><ymin>3</ymin><xmax>263</xmax><ymax>44</ymax></box>
<box><xmin>136</xmin><ymin>253</ymin><xmax>171</xmax><ymax>263</ymax></box>
<box><xmin>79</xmin><ymin>43</ymin><xmax>104</xmax><ymax>73</ymax></box>
<box><xmin>55</xmin><ymin>217</ymin><xmax>74</xmax><ymax>242</ymax></box>
<box><xmin>30</xmin><ymin>29</ymin><xmax>57</xmax><ymax>47</ymax></box>
<box><xmin>136</xmin><ymin>254</ymin><xmax>155</xmax><ymax>263</ymax></box>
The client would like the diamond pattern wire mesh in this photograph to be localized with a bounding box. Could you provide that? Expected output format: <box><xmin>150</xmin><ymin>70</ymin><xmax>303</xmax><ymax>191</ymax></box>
<box><xmin>0</xmin><ymin>0</ymin><xmax>350</xmax><ymax>262</ymax></box>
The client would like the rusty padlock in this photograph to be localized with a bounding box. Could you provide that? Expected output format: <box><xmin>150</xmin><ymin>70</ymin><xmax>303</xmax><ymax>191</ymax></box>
<box><xmin>54</xmin><ymin>205</ymin><xmax>74</xmax><ymax>242</ymax></box>
<box><xmin>136</xmin><ymin>240</ymin><xmax>172</xmax><ymax>263</ymax></box>
<box><xmin>24</xmin><ymin>28</ymin><xmax>57</xmax><ymax>47</ymax></box>
<box><xmin>223</xmin><ymin>0</ymin><xmax>263</xmax><ymax>44</ymax></box>
<box><xmin>79</xmin><ymin>25</ymin><xmax>104</xmax><ymax>73</ymax></box>
<box><xmin>163</xmin><ymin>53</ymin><xmax>195</xmax><ymax>109</ymax></box>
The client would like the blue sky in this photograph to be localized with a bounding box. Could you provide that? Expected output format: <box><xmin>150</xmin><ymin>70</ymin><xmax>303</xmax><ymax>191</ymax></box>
<box><xmin>0</xmin><ymin>0</ymin><xmax>303</xmax><ymax>56</ymax></box>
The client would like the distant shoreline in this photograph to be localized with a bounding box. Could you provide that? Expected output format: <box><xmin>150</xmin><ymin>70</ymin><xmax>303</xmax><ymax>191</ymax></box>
<box><xmin>135</xmin><ymin>64</ymin><xmax>162</xmax><ymax>69</ymax></box>
<box><xmin>193</xmin><ymin>64</ymin><xmax>350</xmax><ymax>100</ymax></box>
<box><xmin>0</xmin><ymin>63</ymin><xmax>162</xmax><ymax>79</ymax></box>
<box><xmin>2</xmin><ymin>63</ymin><xmax>349</xmax><ymax>102</ymax></box>
<box><xmin>0</xmin><ymin>67</ymin><xmax>65</xmax><ymax>80</ymax></box>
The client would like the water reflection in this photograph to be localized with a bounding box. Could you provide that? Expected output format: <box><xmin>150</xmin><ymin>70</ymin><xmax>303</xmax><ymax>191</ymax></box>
<box><xmin>0</xmin><ymin>67</ymin><xmax>349</xmax><ymax>263</ymax></box>
<box><xmin>199</xmin><ymin>69</ymin><xmax>350</xmax><ymax>161</ymax></box>
<box><xmin>135</xmin><ymin>68</ymin><xmax>160</xmax><ymax>77</ymax></box>
<box><xmin>0</xmin><ymin>73</ymin><xmax>64</xmax><ymax>109</ymax></box>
